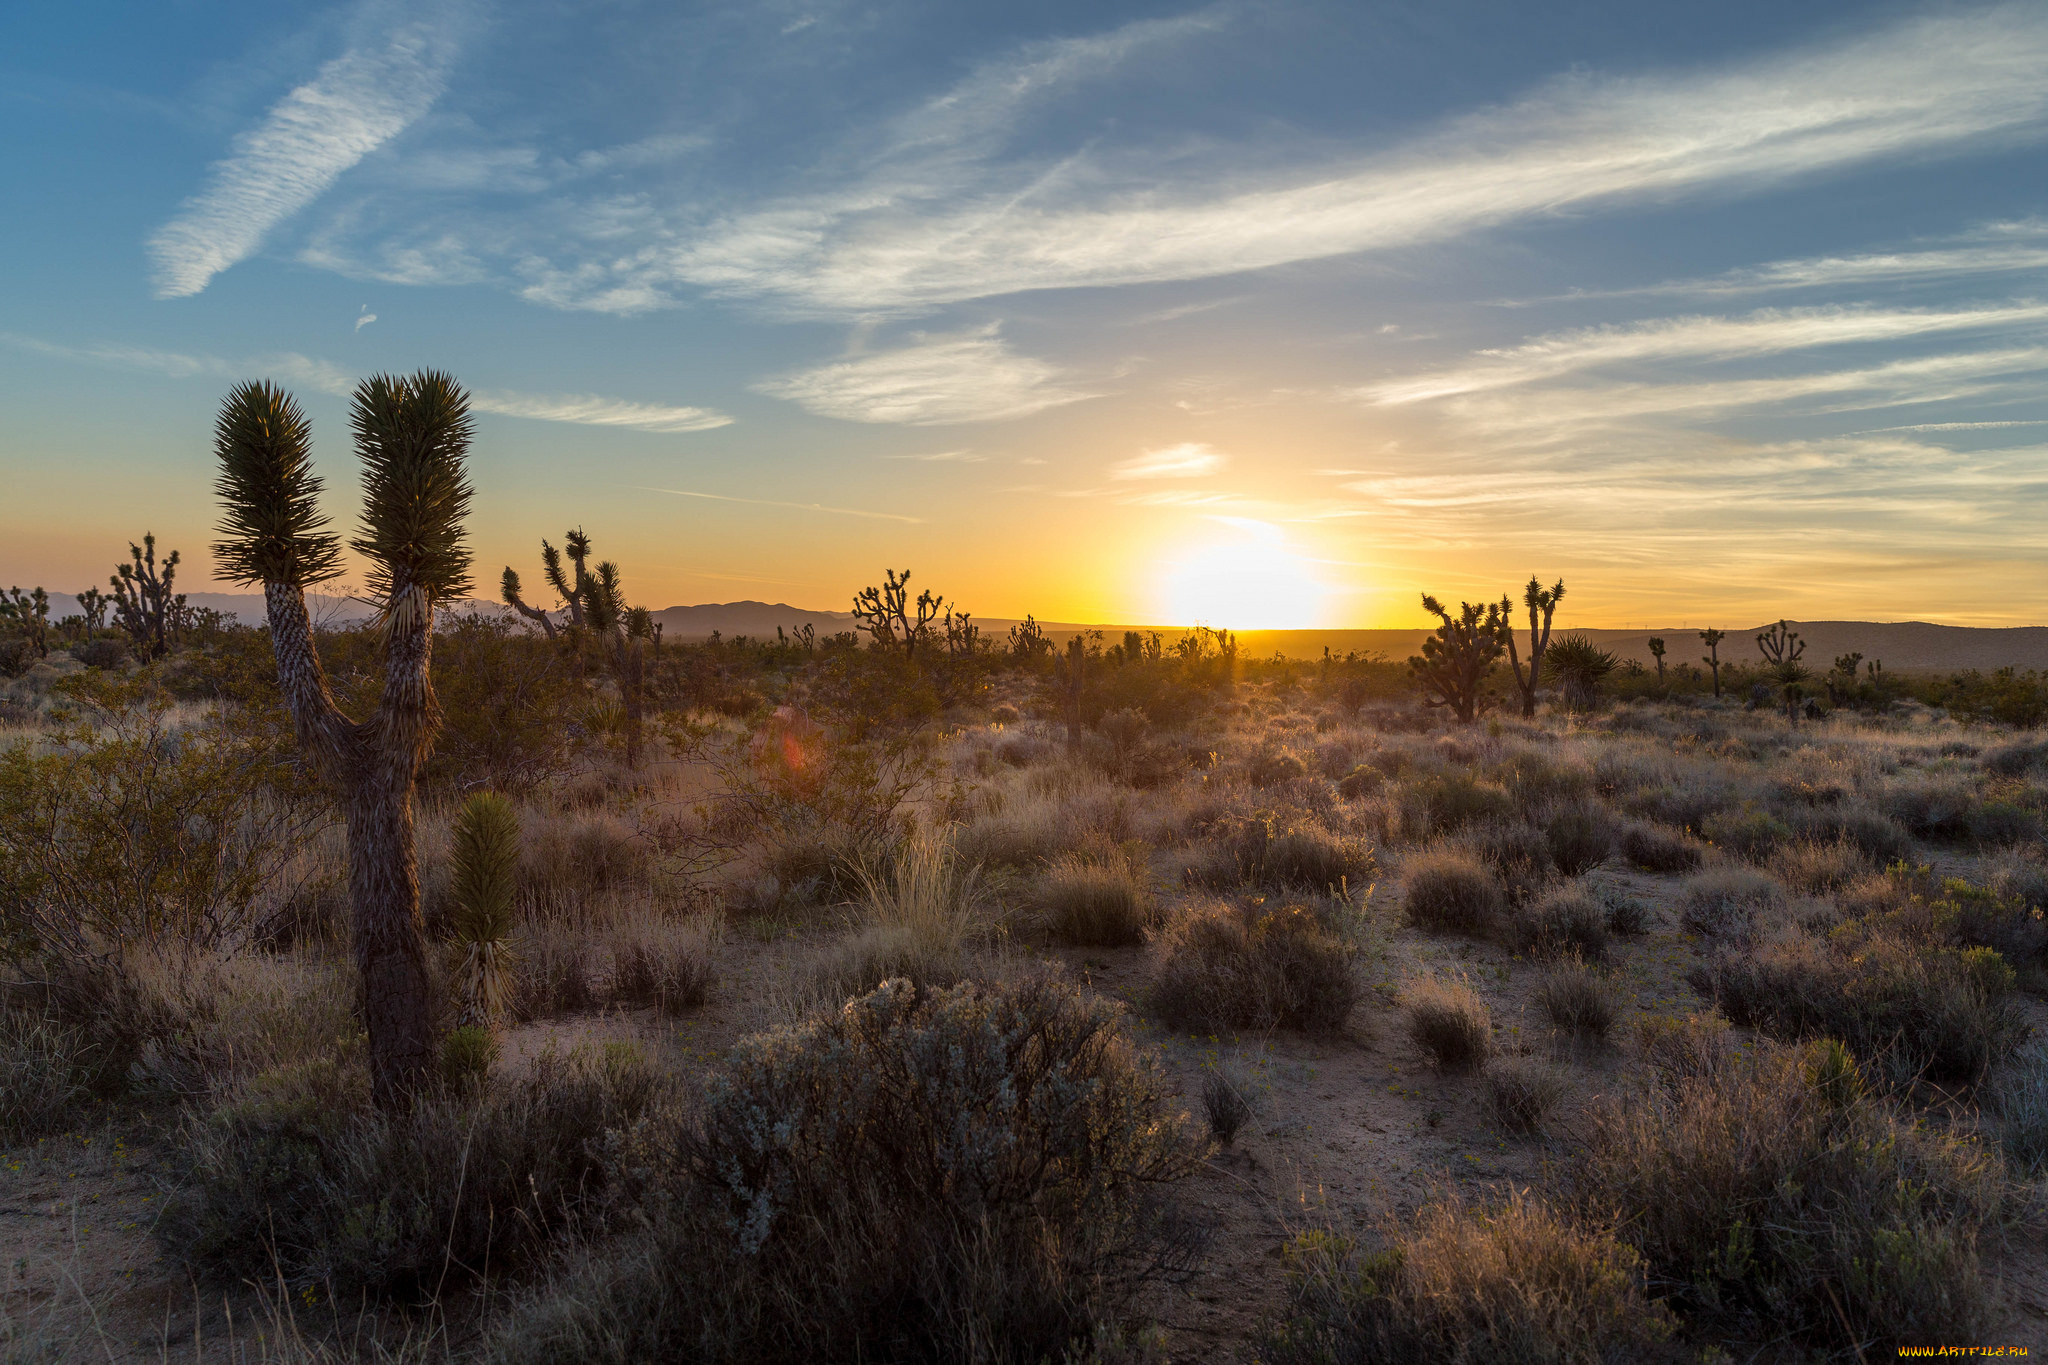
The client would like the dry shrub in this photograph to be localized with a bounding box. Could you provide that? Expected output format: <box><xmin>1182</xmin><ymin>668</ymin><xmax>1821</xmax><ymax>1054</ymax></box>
<box><xmin>1202</xmin><ymin>1068</ymin><xmax>1257</xmax><ymax>1146</ymax></box>
<box><xmin>1631</xmin><ymin>1012</ymin><xmax>1732</xmax><ymax>1083</ymax></box>
<box><xmin>1793</xmin><ymin>803</ymin><xmax>1913</xmax><ymax>864</ymax></box>
<box><xmin>488</xmin><ymin>977</ymin><xmax>1203</xmax><ymax>1365</ymax></box>
<box><xmin>159</xmin><ymin>1042</ymin><xmax>668</xmax><ymax>1296</ymax></box>
<box><xmin>1248</xmin><ymin>747</ymin><xmax>1309</xmax><ymax>787</ymax></box>
<box><xmin>1336</xmin><ymin>763</ymin><xmax>1384</xmax><ymax>799</ymax></box>
<box><xmin>1186</xmin><ymin>812</ymin><xmax>1375</xmax><ymax>894</ymax></box>
<box><xmin>1617</xmin><ymin>821</ymin><xmax>1703</xmax><ymax>873</ymax></box>
<box><xmin>1493</xmin><ymin>747</ymin><xmax>1596</xmax><ymax>807</ymax></box>
<box><xmin>1769</xmin><ymin>836</ymin><xmax>1871</xmax><ymax>894</ymax></box>
<box><xmin>1580</xmin><ymin>1038</ymin><xmax>2005</xmax><ymax>1352</ymax></box>
<box><xmin>1698</xmin><ymin>803</ymin><xmax>1793</xmax><ymax>861</ymax></box>
<box><xmin>1509</xmin><ymin>886</ymin><xmax>1609</xmax><ymax>964</ymax></box>
<box><xmin>1990</xmin><ymin>1044</ymin><xmax>2048</xmax><ymax>1177</ymax></box>
<box><xmin>1675</xmin><ymin>867</ymin><xmax>1783</xmax><ymax>939</ymax></box>
<box><xmin>510</xmin><ymin>917</ymin><xmax>602</xmax><ymax>1021</ymax></box>
<box><xmin>1404</xmin><ymin>976</ymin><xmax>1490</xmax><ymax>1072</ymax></box>
<box><xmin>1459</xmin><ymin>819</ymin><xmax>1553</xmax><ymax>904</ymax></box>
<box><xmin>1487</xmin><ymin>1058</ymin><xmax>1566</xmax><ymax>1135</ymax></box>
<box><xmin>610</xmin><ymin>914</ymin><xmax>719</xmax><ymax>1014</ymax></box>
<box><xmin>1884</xmin><ymin>776</ymin><xmax>1977</xmax><ymax>843</ymax></box>
<box><xmin>1150</xmin><ymin>900</ymin><xmax>1358</xmax><ymax>1034</ymax></box>
<box><xmin>1402</xmin><ymin>847</ymin><xmax>1505</xmax><ymax>937</ymax></box>
<box><xmin>523</xmin><ymin>812</ymin><xmax>654</xmax><ymax>902</ymax></box>
<box><xmin>1534</xmin><ymin>959</ymin><xmax>1619</xmax><ymax>1039</ymax></box>
<box><xmin>0</xmin><ymin>1007</ymin><xmax>93</xmax><ymax>1139</ymax></box>
<box><xmin>1037</xmin><ymin>850</ymin><xmax>1153</xmax><ymax>947</ymax></box>
<box><xmin>1543</xmin><ymin>801</ymin><xmax>1614</xmax><ymax>876</ymax></box>
<box><xmin>1693</xmin><ymin>927</ymin><xmax>2025</xmax><ymax>1087</ymax></box>
<box><xmin>1262</xmin><ymin>1191</ymin><xmax>1675</xmax><ymax>1365</ymax></box>
<box><xmin>1402</xmin><ymin>772</ymin><xmax>1517</xmax><ymax>835</ymax></box>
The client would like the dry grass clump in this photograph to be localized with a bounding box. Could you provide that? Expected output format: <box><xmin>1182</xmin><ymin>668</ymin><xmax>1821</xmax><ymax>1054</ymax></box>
<box><xmin>610</xmin><ymin>914</ymin><xmax>719</xmax><ymax>1014</ymax></box>
<box><xmin>510</xmin><ymin>916</ymin><xmax>602</xmax><ymax>1021</ymax></box>
<box><xmin>1487</xmin><ymin>1057</ymin><xmax>1567</xmax><ymax>1135</ymax></box>
<box><xmin>1769</xmin><ymin>835</ymin><xmax>1872</xmax><ymax>894</ymax></box>
<box><xmin>1261</xmin><ymin>1191</ymin><xmax>1676</xmax><ymax>1365</ymax></box>
<box><xmin>1533</xmin><ymin>958</ymin><xmax>1619</xmax><ymax>1040</ymax></box>
<box><xmin>1509</xmin><ymin>886</ymin><xmax>1609</xmax><ymax>964</ymax></box>
<box><xmin>1335</xmin><ymin>763</ymin><xmax>1384</xmax><ymax>799</ymax></box>
<box><xmin>1631</xmin><ymin>1012</ymin><xmax>1732</xmax><ymax>1083</ymax></box>
<box><xmin>488</xmin><ymin>977</ymin><xmax>1203</xmax><ymax>1365</ymax></box>
<box><xmin>1402</xmin><ymin>847</ymin><xmax>1506</xmax><ymax>937</ymax></box>
<box><xmin>1404</xmin><ymin>976</ymin><xmax>1491</xmax><ymax>1072</ymax></box>
<box><xmin>1675</xmin><ymin>866</ymin><xmax>1783</xmax><ymax>939</ymax></box>
<box><xmin>1459</xmin><ymin>819</ymin><xmax>1553</xmax><ymax>904</ymax></box>
<box><xmin>1402</xmin><ymin>772</ymin><xmax>1517</xmax><ymax>836</ymax></box>
<box><xmin>1698</xmin><ymin>802</ymin><xmax>1793</xmax><ymax>861</ymax></box>
<box><xmin>0</xmin><ymin>1006</ymin><xmax>93</xmax><ymax>1139</ymax></box>
<box><xmin>1617</xmin><ymin>820</ymin><xmax>1704</xmax><ymax>873</ymax></box>
<box><xmin>1794</xmin><ymin>803</ymin><xmax>1913</xmax><ymax>864</ymax></box>
<box><xmin>800</xmin><ymin>834</ymin><xmax>999</xmax><ymax>1012</ymax></box>
<box><xmin>522</xmin><ymin>811</ymin><xmax>655</xmax><ymax>900</ymax></box>
<box><xmin>1580</xmin><ymin>1038</ymin><xmax>2006</xmax><ymax>1352</ymax></box>
<box><xmin>1184</xmin><ymin>810</ymin><xmax>1375</xmax><ymax>894</ymax></box>
<box><xmin>159</xmin><ymin>1042</ymin><xmax>669</xmax><ymax>1296</ymax></box>
<box><xmin>1989</xmin><ymin>1044</ymin><xmax>2048</xmax><ymax>1177</ymax></box>
<box><xmin>1543</xmin><ymin>801</ymin><xmax>1614</xmax><ymax>876</ymax></box>
<box><xmin>1150</xmin><ymin>900</ymin><xmax>1358</xmax><ymax>1034</ymax></box>
<box><xmin>1036</xmin><ymin>848</ymin><xmax>1153</xmax><ymax>946</ymax></box>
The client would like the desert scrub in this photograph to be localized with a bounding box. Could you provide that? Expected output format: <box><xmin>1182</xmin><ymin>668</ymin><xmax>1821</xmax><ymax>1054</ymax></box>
<box><xmin>1401</xmin><ymin>846</ymin><xmax>1505</xmax><ymax>937</ymax></box>
<box><xmin>1404</xmin><ymin>976</ymin><xmax>1491</xmax><ymax>1072</ymax></box>
<box><xmin>1186</xmin><ymin>811</ymin><xmax>1375</xmax><ymax>894</ymax></box>
<box><xmin>1580</xmin><ymin>1038</ymin><xmax>2006</xmax><ymax>1353</ymax></box>
<box><xmin>0</xmin><ymin>1007</ymin><xmax>93</xmax><ymax>1139</ymax></box>
<box><xmin>1989</xmin><ymin>1044</ymin><xmax>2048</xmax><ymax>1176</ymax></box>
<box><xmin>1401</xmin><ymin>771</ymin><xmax>1516</xmax><ymax>836</ymax></box>
<box><xmin>1631</xmin><ymin>1012</ymin><xmax>1732</xmax><ymax>1083</ymax></box>
<box><xmin>1542</xmin><ymin>801</ymin><xmax>1614</xmax><ymax>876</ymax></box>
<box><xmin>1508</xmin><ymin>885</ymin><xmax>1609</xmax><ymax>963</ymax></box>
<box><xmin>1458</xmin><ymin>819</ymin><xmax>1553</xmax><ymax>904</ymax></box>
<box><xmin>158</xmin><ymin>1042</ymin><xmax>668</xmax><ymax>1295</ymax></box>
<box><xmin>1533</xmin><ymin>958</ymin><xmax>1619</xmax><ymax>1040</ymax></box>
<box><xmin>1036</xmin><ymin>846</ymin><xmax>1153</xmax><ymax>946</ymax></box>
<box><xmin>1698</xmin><ymin>802</ymin><xmax>1793</xmax><ymax>862</ymax></box>
<box><xmin>1150</xmin><ymin>899</ymin><xmax>1358</xmax><ymax>1033</ymax></box>
<box><xmin>487</xmin><ymin>976</ymin><xmax>1203</xmax><ymax>1365</ymax></box>
<box><xmin>1487</xmin><ymin>1057</ymin><xmax>1566</xmax><ymax>1135</ymax></box>
<box><xmin>1694</xmin><ymin>926</ymin><xmax>2025</xmax><ymax>1087</ymax></box>
<box><xmin>1768</xmin><ymin>835</ymin><xmax>1871</xmax><ymax>894</ymax></box>
<box><xmin>1259</xmin><ymin>1191</ymin><xmax>1675</xmax><ymax>1365</ymax></box>
<box><xmin>609</xmin><ymin>913</ymin><xmax>718</xmax><ymax>1014</ymax></box>
<box><xmin>1675</xmin><ymin>866</ymin><xmax>1783</xmax><ymax>939</ymax></box>
<box><xmin>1617</xmin><ymin>821</ymin><xmax>1702</xmax><ymax>873</ymax></box>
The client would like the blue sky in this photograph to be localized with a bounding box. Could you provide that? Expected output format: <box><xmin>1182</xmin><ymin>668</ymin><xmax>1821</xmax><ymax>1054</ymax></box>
<box><xmin>4</xmin><ymin>0</ymin><xmax>2047</xmax><ymax>627</ymax></box>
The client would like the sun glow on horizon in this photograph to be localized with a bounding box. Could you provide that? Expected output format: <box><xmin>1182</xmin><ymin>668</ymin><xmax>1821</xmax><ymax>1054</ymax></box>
<box><xmin>1160</xmin><ymin>523</ymin><xmax>1331</xmax><ymax>631</ymax></box>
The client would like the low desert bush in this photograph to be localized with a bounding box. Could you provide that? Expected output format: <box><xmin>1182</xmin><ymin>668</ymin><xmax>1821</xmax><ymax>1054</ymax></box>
<box><xmin>1543</xmin><ymin>802</ymin><xmax>1614</xmax><ymax>876</ymax></box>
<box><xmin>1458</xmin><ymin>819</ymin><xmax>1553</xmax><ymax>905</ymax></box>
<box><xmin>1769</xmin><ymin>836</ymin><xmax>1871</xmax><ymax>894</ymax></box>
<box><xmin>510</xmin><ymin>917</ymin><xmax>601</xmax><ymax>1021</ymax></box>
<box><xmin>1580</xmin><ymin>1038</ymin><xmax>2006</xmax><ymax>1352</ymax></box>
<box><xmin>1186</xmin><ymin>812</ymin><xmax>1375</xmax><ymax>894</ymax></box>
<box><xmin>610</xmin><ymin>915</ymin><xmax>718</xmax><ymax>1014</ymax></box>
<box><xmin>1037</xmin><ymin>850</ymin><xmax>1153</xmax><ymax>946</ymax></box>
<box><xmin>1403</xmin><ymin>772</ymin><xmax>1516</xmax><ymax>835</ymax></box>
<box><xmin>1970</xmin><ymin>799</ymin><xmax>2043</xmax><ymax>848</ymax></box>
<box><xmin>1631</xmin><ymin>1012</ymin><xmax>1732</xmax><ymax>1083</ymax></box>
<box><xmin>1617</xmin><ymin>821</ymin><xmax>1702</xmax><ymax>873</ymax></box>
<box><xmin>1402</xmin><ymin>848</ymin><xmax>1506</xmax><ymax>937</ymax></box>
<box><xmin>1335</xmin><ymin>764</ymin><xmax>1384</xmax><ymax>800</ymax></box>
<box><xmin>523</xmin><ymin>813</ymin><xmax>654</xmax><ymax>901</ymax></box>
<box><xmin>1698</xmin><ymin>802</ymin><xmax>1793</xmax><ymax>861</ymax></box>
<box><xmin>1534</xmin><ymin>959</ymin><xmax>1619</xmax><ymax>1040</ymax></box>
<box><xmin>159</xmin><ymin>1042</ymin><xmax>668</xmax><ymax>1295</ymax></box>
<box><xmin>1248</xmin><ymin>747</ymin><xmax>1309</xmax><ymax>787</ymax></box>
<box><xmin>1675</xmin><ymin>866</ymin><xmax>1783</xmax><ymax>939</ymax></box>
<box><xmin>487</xmin><ymin>976</ymin><xmax>1203</xmax><ymax>1365</ymax></box>
<box><xmin>1486</xmin><ymin>1058</ymin><xmax>1567</xmax><ymax>1135</ymax></box>
<box><xmin>1404</xmin><ymin>976</ymin><xmax>1491</xmax><ymax>1072</ymax></box>
<box><xmin>0</xmin><ymin>1007</ymin><xmax>93</xmax><ymax>1139</ymax></box>
<box><xmin>1794</xmin><ymin>803</ymin><xmax>1912</xmax><ymax>864</ymax></box>
<box><xmin>1884</xmin><ymin>777</ymin><xmax>1977</xmax><ymax>843</ymax></box>
<box><xmin>1260</xmin><ymin>1192</ymin><xmax>1676</xmax><ymax>1365</ymax></box>
<box><xmin>1509</xmin><ymin>886</ymin><xmax>1609</xmax><ymax>964</ymax></box>
<box><xmin>1990</xmin><ymin>1045</ymin><xmax>2048</xmax><ymax>1177</ymax></box>
<box><xmin>1202</xmin><ymin>1067</ymin><xmax>1259</xmax><ymax>1146</ymax></box>
<box><xmin>1150</xmin><ymin>900</ymin><xmax>1358</xmax><ymax>1034</ymax></box>
<box><xmin>1600</xmin><ymin>891</ymin><xmax>1651</xmax><ymax>936</ymax></box>
<box><xmin>1695</xmin><ymin>927</ymin><xmax>2025</xmax><ymax>1087</ymax></box>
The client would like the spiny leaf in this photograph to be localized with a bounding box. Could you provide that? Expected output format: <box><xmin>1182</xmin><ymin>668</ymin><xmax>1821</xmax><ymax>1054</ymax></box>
<box><xmin>211</xmin><ymin>381</ymin><xmax>342</xmax><ymax>587</ymax></box>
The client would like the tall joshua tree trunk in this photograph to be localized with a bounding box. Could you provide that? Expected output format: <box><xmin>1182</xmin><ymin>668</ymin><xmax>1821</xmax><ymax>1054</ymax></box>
<box><xmin>216</xmin><ymin>374</ymin><xmax>475</xmax><ymax>1111</ymax></box>
<box><xmin>1504</xmin><ymin>576</ymin><xmax>1564</xmax><ymax>720</ymax></box>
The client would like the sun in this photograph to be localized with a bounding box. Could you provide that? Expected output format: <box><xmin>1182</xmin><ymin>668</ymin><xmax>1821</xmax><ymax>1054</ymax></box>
<box><xmin>1160</xmin><ymin>527</ymin><xmax>1330</xmax><ymax>631</ymax></box>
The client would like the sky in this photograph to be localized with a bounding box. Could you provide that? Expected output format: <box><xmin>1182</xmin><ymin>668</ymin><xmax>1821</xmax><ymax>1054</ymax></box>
<box><xmin>3</xmin><ymin>0</ymin><xmax>2047</xmax><ymax>630</ymax></box>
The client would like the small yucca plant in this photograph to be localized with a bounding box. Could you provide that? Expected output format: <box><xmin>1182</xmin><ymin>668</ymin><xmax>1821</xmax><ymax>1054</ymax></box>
<box><xmin>451</xmin><ymin>792</ymin><xmax>520</xmax><ymax>1030</ymax></box>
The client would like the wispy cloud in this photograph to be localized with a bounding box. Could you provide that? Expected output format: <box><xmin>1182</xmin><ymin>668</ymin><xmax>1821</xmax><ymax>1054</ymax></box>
<box><xmin>754</xmin><ymin>325</ymin><xmax>1095</xmax><ymax>424</ymax></box>
<box><xmin>641</xmin><ymin>486</ymin><xmax>923</xmax><ymax>523</ymax></box>
<box><xmin>884</xmin><ymin>449</ymin><xmax>986</xmax><ymax>462</ymax></box>
<box><xmin>0</xmin><ymin>331</ymin><xmax>729</xmax><ymax>434</ymax></box>
<box><xmin>148</xmin><ymin>16</ymin><xmax>458</xmax><ymax>298</ymax></box>
<box><xmin>1110</xmin><ymin>442</ymin><xmax>1229</xmax><ymax>479</ymax></box>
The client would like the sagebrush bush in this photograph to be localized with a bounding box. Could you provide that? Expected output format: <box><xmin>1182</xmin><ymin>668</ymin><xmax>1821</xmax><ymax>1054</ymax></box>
<box><xmin>1509</xmin><ymin>886</ymin><xmax>1609</xmax><ymax>963</ymax></box>
<box><xmin>1260</xmin><ymin>1192</ymin><xmax>1676</xmax><ymax>1365</ymax></box>
<box><xmin>1402</xmin><ymin>848</ymin><xmax>1506</xmax><ymax>937</ymax></box>
<box><xmin>159</xmin><ymin>1043</ymin><xmax>668</xmax><ymax>1295</ymax></box>
<box><xmin>1580</xmin><ymin>1038</ymin><xmax>2006</xmax><ymax>1352</ymax></box>
<box><xmin>1150</xmin><ymin>900</ymin><xmax>1358</xmax><ymax>1033</ymax></box>
<box><xmin>1404</xmin><ymin>976</ymin><xmax>1490</xmax><ymax>1072</ymax></box>
<box><xmin>1618</xmin><ymin>821</ymin><xmax>1702</xmax><ymax>873</ymax></box>
<box><xmin>1187</xmin><ymin>813</ymin><xmax>1375</xmax><ymax>893</ymax></box>
<box><xmin>1037</xmin><ymin>851</ymin><xmax>1152</xmax><ymax>946</ymax></box>
<box><xmin>488</xmin><ymin>976</ymin><xmax>1203</xmax><ymax>1365</ymax></box>
<box><xmin>1458</xmin><ymin>819</ymin><xmax>1553</xmax><ymax>904</ymax></box>
<box><xmin>1336</xmin><ymin>763</ymin><xmax>1384</xmax><ymax>800</ymax></box>
<box><xmin>1534</xmin><ymin>958</ymin><xmax>1619</xmax><ymax>1039</ymax></box>
<box><xmin>1794</xmin><ymin>803</ymin><xmax>1912</xmax><ymax>864</ymax></box>
<box><xmin>1884</xmin><ymin>777</ymin><xmax>1976</xmax><ymax>843</ymax></box>
<box><xmin>1699</xmin><ymin>802</ymin><xmax>1793</xmax><ymax>861</ymax></box>
<box><xmin>1695</xmin><ymin>927</ymin><xmax>2024</xmax><ymax>1086</ymax></box>
<box><xmin>1543</xmin><ymin>801</ymin><xmax>1614</xmax><ymax>876</ymax></box>
<box><xmin>1675</xmin><ymin>866</ymin><xmax>1783</xmax><ymax>939</ymax></box>
<box><xmin>1769</xmin><ymin>836</ymin><xmax>1871</xmax><ymax>894</ymax></box>
<box><xmin>1631</xmin><ymin>1012</ymin><xmax>1731</xmax><ymax>1083</ymax></box>
<box><xmin>1487</xmin><ymin>1057</ymin><xmax>1566</xmax><ymax>1135</ymax></box>
<box><xmin>1403</xmin><ymin>772</ymin><xmax>1517</xmax><ymax>835</ymax></box>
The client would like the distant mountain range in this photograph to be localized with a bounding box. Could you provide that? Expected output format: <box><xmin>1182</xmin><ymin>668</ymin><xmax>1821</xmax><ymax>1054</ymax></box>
<box><xmin>25</xmin><ymin>593</ymin><xmax>2048</xmax><ymax>672</ymax></box>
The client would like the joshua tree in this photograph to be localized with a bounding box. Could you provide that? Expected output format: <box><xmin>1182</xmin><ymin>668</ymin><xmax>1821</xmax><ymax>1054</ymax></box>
<box><xmin>1503</xmin><ymin>576</ymin><xmax>1565</xmax><ymax>719</ymax></box>
<box><xmin>73</xmin><ymin>586</ymin><xmax>109</xmax><ymax>634</ymax></box>
<box><xmin>1408</xmin><ymin>594</ymin><xmax>1509</xmax><ymax>724</ymax></box>
<box><xmin>1059</xmin><ymin>633</ymin><xmax>1090</xmax><ymax>748</ymax></box>
<box><xmin>852</xmin><ymin>568</ymin><xmax>942</xmax><ymax>655</ymax></box>
<box><xmin>1698</xmin><ymin>628</ymin><xmax>1727</xmax><ymax>698</ymax></box>
<box><xmin>942</xmin><ymin>607</ymin><xmax>980</xmax><ymax>657</ymax></box>
<box><xmin>449</xmin><ymin>791</ymin><xmax>518</xmax><ymax>1032</ymax></box>
<box><xmin>501</xmin><ymin>530</ymin><xmax>595</xmax><ymax>639</ymax></box>
<box><xmin>1009</xmin><ymin>615</ymin><xmax>1053</xmax><ymax>660</ymax></box>
<box><xmin>212</xmin><ymin>372</ymin><xmax>475</xmax><ymax>1111</ymax></box>
<box><xmin>1756</xmin><ymin>619</ymin><xmax>1810</xmax><ymax>724</ymax></box>
<box><xmin>1545</xmin><ymin>635</ymin><xmax>1618</xmax><ymax>711</ymax></box>
<box><xmin>109</xmin><ymin>534</ymin><xmax>186</xmax><ymax>661</ymax></box>
<box><xmin>581</xmin><ymin>558</ymin><xmax>656</xmax><ymax>765</ymax></box>
<box><xmin>1647</xmin><ymin>637</ymin><xmax>1666</xmax><ymax>682</ymax></box>
<box><xmin>0</xmin><ymin>587</ymin><xmax>50</xmax><ymax>659</ymax></box>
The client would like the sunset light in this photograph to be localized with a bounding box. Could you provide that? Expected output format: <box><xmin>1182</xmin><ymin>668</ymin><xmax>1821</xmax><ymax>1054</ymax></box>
<box><xmin>1161</xmin><ymin>524</ymin><xmax>1329</xmax><ymax>631</ymax></box>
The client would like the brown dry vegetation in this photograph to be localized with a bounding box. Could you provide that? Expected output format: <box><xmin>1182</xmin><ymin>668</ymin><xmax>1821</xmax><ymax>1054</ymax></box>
<box><xmin>4</xmin><ymin>630</ymin><xmax>2048</xmax><ymax>1362</ymax></box>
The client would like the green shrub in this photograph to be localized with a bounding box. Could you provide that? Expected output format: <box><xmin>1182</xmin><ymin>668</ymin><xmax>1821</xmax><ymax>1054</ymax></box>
<box><xmin>1580</xmin><ymin>1038</ymin><xmax>2006</xmax><ymax>1352</ymax></box>
<box><xmin>1038</xmin><ymin>852</ymin><xmax>1153</xmax><ymax>946</ymax></box>
<box><xmin>1259</xmin><ymin>1192</ymin><xmax>1675</xmax><ymax>1365</ymax></box>
<box><xmin>1336</xmin><ymin>764</ymin><xmax>1384</xmax><ymax>800</ymax></box>
<box><xmin>488</xmin><ymin>976</ymin><xmax>1203</xmax><ymax>1365</ymax></box>
<box><xmin>1150</xmin><ymin>900</ymin><xmax>1358</xmax><ymax>1033</ymax></box>
<box><xmin>1404</xmin><ymin>976</ymin><xmax>1490</xmax><ymax>1072</ymax></box>
<box><xmin>159</xmin><ymin>1042</ymin><xmax>667</xmax><ymax>1295</ymax></box>
<box><xmin>1618</xmin><ymin>821</ymin><xmax>1703</xmax><ymax>873</ymax></box>
<box><xmin>440</xmin><ymin>1025</ymin><xmax>497</xmax><ymax>1091</ymax></box>
<box><xmin>1969</xmin><ymin>800</ymin><xmax>2043</xmax><ymax>848</ymax></box>
<box><xmin>1543</xmin><ymin>802</ymin><xmax>1614</xmax><ymax>876</ymax></box>
<box><xmin>1402</xmin><ymin>848</ymin><xmax>1505</xmax><ymax>937</ymax></box>
<box><xmin>1509</xmin><ymin>887</ymin><xmax>1609</xmax><ymax>964</ymax></box>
